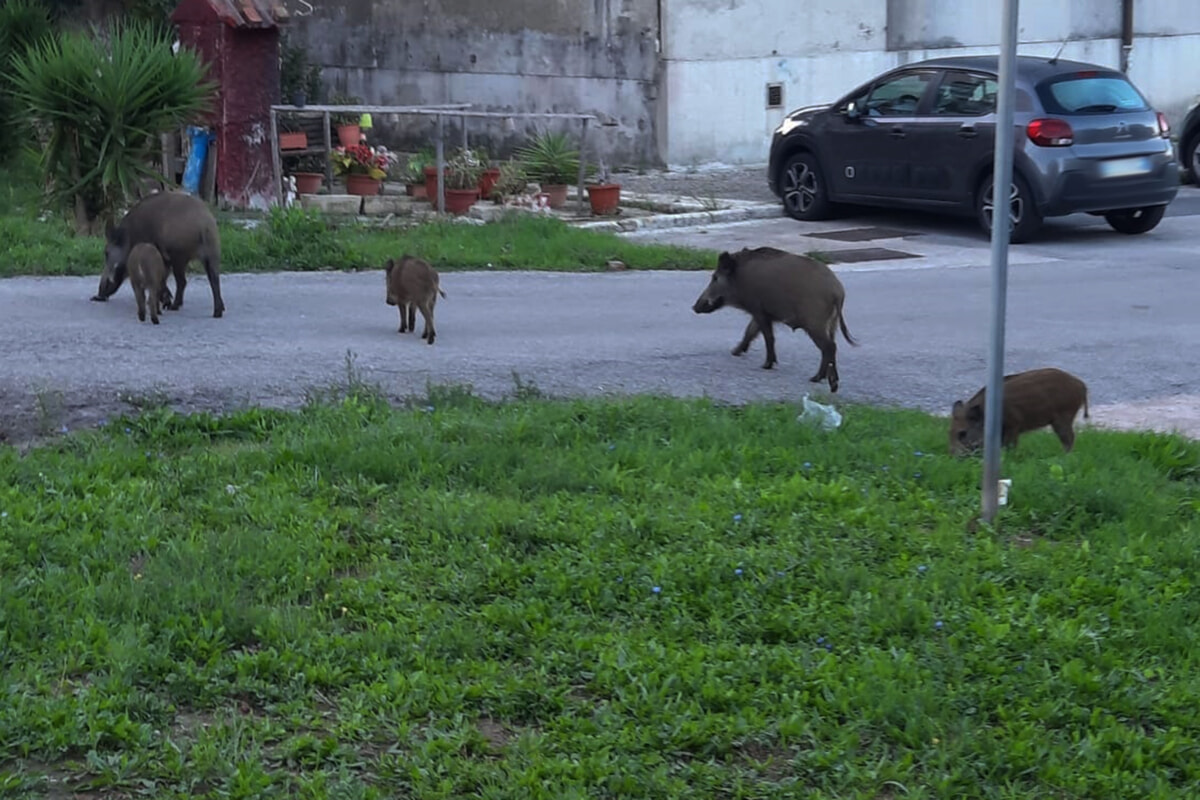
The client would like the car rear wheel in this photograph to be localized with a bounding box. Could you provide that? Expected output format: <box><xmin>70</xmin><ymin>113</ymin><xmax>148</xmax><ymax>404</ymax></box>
<box><xmin>1104</xmin><ymin>205</ymin><xmax>1167</xmax><ymax>235</ymax></box>
<box><xmin>1184</xmin><ymin>136</ymin><xmax>1200</xmax><ymax>185</ymax></box>
<box><xmin>976</xmin><ymin>172</ymin><xmax>1043</xmax><ymax>244</ymax></box>
<box><xmin>780</xmin><ymin>152</ymin><xmax>834</xmax><ymax>221</ymax></box>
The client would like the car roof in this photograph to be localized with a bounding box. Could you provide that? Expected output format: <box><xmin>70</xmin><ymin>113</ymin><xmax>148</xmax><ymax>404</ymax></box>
<box><xmin>900</xmin><ymin>54</ymin><xmax>1124</xmax><ymax>83</ymax></box>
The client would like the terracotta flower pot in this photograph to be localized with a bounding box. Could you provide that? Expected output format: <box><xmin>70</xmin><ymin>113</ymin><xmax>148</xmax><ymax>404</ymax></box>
<box><xmin>279</xmin><ymin>131</ymin><xmax>307</xmax><ymax>151</ymax></box>
<box><xmin>542</xmin><ymin>183</ymin><xmax>569</xmax><ymax>209</ymax></box>
<box><xmin>336</xmin><ymin>124</ymin><xmax>361</xmax><ymax>148</ymax></box>
<box><xmin>406</xmin><ymin>182</ymin><xmax>427</xmax><ymax>199</ymax></box>
<box><xmin>478</xmin><ymin>167</ymin><xmax>501</xmax><ymax>199</ymax></box>
<box><xmin>291</xmin><ymin>172</ymin><xmax>324</xmax><ymax>195</ymax></box>
<box><xmin>423</xmin><ymin>165</ymin><xmax>447</xmax><ymax>202</ymax></box>
<box><xmin>586</xmin><ymin>183</ymin><xmax>621</xmax><ymax>216</ymax></box>
<box><xmin>442</xmin><ymin>187</ymin><xmax>479</xmax><ymax>215</ymax></box>
<box><xmin>345</xmin><ymin>173</ymin><xmax>382</xmax><ymax>196</ymax></box>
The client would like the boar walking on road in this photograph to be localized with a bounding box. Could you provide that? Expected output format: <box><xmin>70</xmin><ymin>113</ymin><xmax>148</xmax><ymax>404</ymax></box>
<box><xmin>949</xmin><ymin>367</ymin><xmax>1090</xmax><ymax>456</ymax></box>
<box><xmin>385</xmin><ymin>255</ymin><xmax>446</xmax><ymax>344</ymax></box>
<box><xmin>127</xmin><ymin>243</ymin><xmax>169</xmax><ymax>325</ymax></box>
<box><xmin>93</xmin><ymin>191</ymin><xmax>225</xmax><ymax>318</ymax></box>
<box><xmin>691</xmin><ymin>246</ymin><xmax>857</xmax><ymax>392</ymax></box>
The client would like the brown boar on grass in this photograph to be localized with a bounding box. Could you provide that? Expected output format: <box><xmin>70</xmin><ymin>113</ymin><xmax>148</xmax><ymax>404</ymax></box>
<box><xmin>93</xmin><ymin>191</ymin><xmax>225</xmax><ymax>318</ymax></box>
<box><xmin>127</xmin><ymin>242</ymin><xmax>169</xmax><ymax>324</ymax></box>
<box><xmin>949</xmin><ymin>367</ymin><xmax>1090</xmax><ymax>456</ymax></box>
<box><xmin>691</xmin><ymin>246</ymin><xmax>857</xmax><ymax>392</ymax></box>
<box><xmin>385</xmin><ymin>255</ymin><xmax>446</xmax><ymax>344</ymax></box>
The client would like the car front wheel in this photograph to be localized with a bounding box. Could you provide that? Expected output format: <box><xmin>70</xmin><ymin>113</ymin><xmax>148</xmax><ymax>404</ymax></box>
<box><xmin>1185</xmin><ymin>136</ymin><xmax>1200</xmax><ymax>185</ymax></box>
<box><xmin>780</xmin><ymin>152</ymin><xmax>834</xmax><ymax>221</ymax></box>
<box><xmin>976</xmin><ymin>172</ymin><xmax>1043</xmax><ymax>244</ymax></box>
<box><xmin>1104</xmin><ymin>205</ymin><xmax>1167</xmax><ymax>235</ymax></box>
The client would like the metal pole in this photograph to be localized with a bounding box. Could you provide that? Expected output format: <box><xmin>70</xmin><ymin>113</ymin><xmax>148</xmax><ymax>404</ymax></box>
<box><xmin>435</xmin><ymin>114</ymin><xmax>445</xmax><ymax>214</ymax></box>
<box><xmin>577</xmin><ymin>117</ymin><xmax>589</xmax><ymax>214</ymax></box>
<box><xmin>982</xmin><ymin>0</ymin><xmax>1021</xmax><ymax>524</ymax></box>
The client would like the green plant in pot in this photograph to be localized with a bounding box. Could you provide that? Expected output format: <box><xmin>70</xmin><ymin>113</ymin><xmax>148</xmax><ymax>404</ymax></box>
<box><xmin>515</xmin><ymin>131</ymin><xmax>579</xmax><ymax>209</ymax></box>
<box><xmin>286</xmin><ymin>153</ymin><xmax>325</xmax><ymax>195</ymax></box>
<box><xmin>490</xmin><ymin>158</ymin><xmax>529</xmax><ymax>203</ymax></box>
<box><xmin>329</xmin><ymin>92</ymin><xmax>363</xmax><ymax>146</ymax></box>
<box><xmin>438</xmin><ymin>147</ymin><xmax>483</xmax><ymax>215</ymax></box>
<box><xmin>402</xmin><ymin>145</ymin><xmax>436</xmax><ymax>198</ymax></box>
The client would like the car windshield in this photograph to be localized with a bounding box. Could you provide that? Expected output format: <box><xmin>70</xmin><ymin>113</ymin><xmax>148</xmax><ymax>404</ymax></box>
<box><xmin>1037</xmin><ymin>75</ymin><xmax>1148</xmax><ymax>114</ymax></box>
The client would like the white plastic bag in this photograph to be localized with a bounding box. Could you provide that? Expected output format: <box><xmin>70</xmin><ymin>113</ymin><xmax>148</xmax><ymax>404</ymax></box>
<box><xmin>797</xmin><ymin>394</ymin><xmax>843</xmax><ymax>430</ymax></box>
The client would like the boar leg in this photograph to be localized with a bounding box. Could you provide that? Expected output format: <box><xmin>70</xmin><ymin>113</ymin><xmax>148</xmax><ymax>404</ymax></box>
<box><xmin>1050</xmin><ymin>416</ymin><xmax>1076</xmax><ymax>452</ymax></box>
<box><xmin>759</xmin><ymin>317</ymin><xmax>778</xmax><ymax>369</ymax></box>
<box><xmin>202</xmin><ymin>253</ymin><xmax>225</xmax><ymax>318</ymax></box>
<box><xmin>397</xmin><ymin>303</ymin><xmax>408</xmax><ymax>333</ymax></box>
<box><xmin>133</xmin><ymin>280</ymin><xmax>147</xmax><ymax>323</ymax></box>
<box><xmin>806</xmin><ymin>332</ymin><xmax>839</xmax><ymax>393</ymax></box>
<box><xmin>731</xmin><ymin>318</ymin><xmax>759</xmax><ymax>357</ymax></box>
<box><xmin>419</xmin><ymin>300</ymin><xmax>436</xmax><ymax>345</ymax></box>
<box><xmin>149</xmin><ymin>276</ymin><xmax>161</xmax><ymax>324</ymax></box>
<box><xmin>407</xmin><ymin>304</ymin><xmax>417</xmax><ymax>334</ymax></box>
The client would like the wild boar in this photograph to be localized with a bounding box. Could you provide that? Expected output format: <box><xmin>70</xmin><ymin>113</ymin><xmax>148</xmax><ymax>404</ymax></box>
<box><xmin>127</xmin><ymin>242</ymin><xmax>168</xmax><ymax>325</ymax></box>
<box><xmin>949</xmin><ymin>367</ymin><xmax>1090</xmax><ymax>456</ymax></box>
<box><xmin>691</xmin><ymin>246</ymin><xmax>857</xmax><ymax>392</ymax></box>
<box><xmin>92</xmin><ymin>190</ymin><xmax>225</xmax><ymax>318</ymax></box>
<box><xmin>384</xmin><ymin>255</ymin><xmax>447</xmax><ymax>344</ymax></box>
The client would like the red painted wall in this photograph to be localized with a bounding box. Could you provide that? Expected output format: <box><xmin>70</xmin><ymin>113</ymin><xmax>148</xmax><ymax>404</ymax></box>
<box><xmin>175</xmin><ymin>3</ymin><xmax>280</xmax><ymax>209</ymax></box>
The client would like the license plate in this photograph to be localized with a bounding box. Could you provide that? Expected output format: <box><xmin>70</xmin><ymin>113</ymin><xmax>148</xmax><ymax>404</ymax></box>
<box><xmin>1097</xmin><ymin>156</ymin><xmax>1152</xmax><ymax>178</ymax></box>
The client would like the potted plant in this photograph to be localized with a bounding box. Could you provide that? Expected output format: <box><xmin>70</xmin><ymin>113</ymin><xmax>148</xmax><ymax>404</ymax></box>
<box><xmin>280</xmin><ymin>37</ymin><xmax>321</xmax><ymax>108</ymax></box>
<box><xmin>330</xmin><ymin>143</ymin><xmax>395</xmax><ymax>196</ymax></box>
<box><xmin>403</xmin><ymin>146</ymin><xmax>435</xmax><ymax>199</ymax></box>
<box><xmin>471</xmin><ymin>146</ymin><xmax>502</xmax><ymax>198</ymax></box>
<box><xmin>287</xmin><ymin>153</ymin><xmax>325</xmax><ymax>195</ymax></box>
<box><xmin>278</xmin><ymin>115</ymin><xmax>307</xmax><ymax>151</ymax></box>
<box><xmin>440</xmin><ymin>148</ymin><xmax>483</xmax><ymax>214</ymax></box>
<box><xmin>515</xmin><ymin>131</ymin><xmax>580</xmax><ymax>209</ymax></box>
<box><xmin>329</xmin><ymin>93</ymin><xmax>364</xmax><ymax>147</ymax></box>
<box><xmin>585</xmin><ymin>158</ymin><xmax>621</xmax><ymax>216</ymax></box>
<box><xmin>489</xmin><ymin>158</ymin><xmax>528</xmax><ymax>204</ymax></box>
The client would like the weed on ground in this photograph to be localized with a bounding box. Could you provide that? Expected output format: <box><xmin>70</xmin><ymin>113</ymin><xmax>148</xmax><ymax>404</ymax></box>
<box><xmin>1</xmin><ymin>394</ymin><xmax>1198</xmax><ymax>798</ymax></box>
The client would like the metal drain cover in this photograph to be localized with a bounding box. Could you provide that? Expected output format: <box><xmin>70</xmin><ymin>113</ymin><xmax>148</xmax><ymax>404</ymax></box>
<box><xmin>807</xmin><ymin>226</ymin><xmax>919</xmax><ymax>242</ymax></box>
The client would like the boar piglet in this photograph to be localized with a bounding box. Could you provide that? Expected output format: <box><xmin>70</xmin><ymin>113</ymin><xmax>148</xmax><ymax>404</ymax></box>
<box><xmin>385</xmin><ymin>255</ymin><xmax>447</xmax><ymax>344</ymax></box>
<box><xmin>692</xmin><ymin>246</ymin><xmax>857</xmax><ymax>392</ymax></box>
<box><xmin>127</xmin><ymin>242</ymin><xmax>169</xmax><ymax>324</ymax></box>
<box><xmin>949</xmin><ymin>367</ymin><xmax>1090</xmax><ymax>456</ymax></box>
<box><xmin>94</xmin><ymin>190</ymin><xmax>225</xmax><ymax>318</ymax></box>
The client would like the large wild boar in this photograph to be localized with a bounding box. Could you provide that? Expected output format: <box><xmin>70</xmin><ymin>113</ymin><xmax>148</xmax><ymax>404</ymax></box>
<box><xmin>127</xmin><ymin>242</ymin><xmax>168</xmax><ymax>325</ymax></box>
<box><xmin>691</xmin><ymin>246</ymin><xmax>857</xmax><ymax>392</ymax></box>
<box><xmin>92</xmin><ymin>191</ymin><xmax>225</xmax><ymax>318</ymax></box>
<box><xmin>385</xmin><ymin>255</ymin><xmax>446</xmax><ymax>344</ymax></box>
<box><xmin>949</xmin><ymin>367</ymin><xmax>1090</xmax><ymax>456</ymax></box>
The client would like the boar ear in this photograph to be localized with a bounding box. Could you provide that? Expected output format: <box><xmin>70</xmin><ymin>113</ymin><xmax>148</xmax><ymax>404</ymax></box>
<box><xmin>384</xmin><ymin>259</ymin><xmax>393</xmax><ymax>273</ymax></box>
<box><xmin>951</xmin><ymin>400</ymin><xmax>965</xmax><ymax>419</ymax></box>
<box><xmin>105</xmin><ymin>220</ymin><xmax>123</xmax><ymax>246</ymax></box>
<box><xmin>716</xmin><ymin>251</ymin><xmax>737</xmax><ymax>274</ymax></box>
<box><xmin>966</xmin><ymin>404</ymin><xmax>984</xmax><ymax>423</ymax></box>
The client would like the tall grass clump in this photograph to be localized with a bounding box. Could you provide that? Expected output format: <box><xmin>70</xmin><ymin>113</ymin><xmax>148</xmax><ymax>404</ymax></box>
<box><xmin>10</xmin><ymin>17</ymin><xmax>214</xmax><ymax>234</ymax></box>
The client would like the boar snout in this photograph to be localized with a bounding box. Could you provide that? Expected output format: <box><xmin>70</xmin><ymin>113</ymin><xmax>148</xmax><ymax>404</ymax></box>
<box><xmin>949</xmin><ymin>399</ymin><xmax>984</xmax><ymax>456</ymax></box>
<box><xmin>692</xmin><ymin>284</ymin><xmax>726</xmax><ymax>314</ymax></box>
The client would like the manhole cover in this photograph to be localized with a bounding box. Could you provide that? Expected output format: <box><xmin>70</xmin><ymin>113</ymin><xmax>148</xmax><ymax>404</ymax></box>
<box><xmin>807</xmin><ymin>226</ymin><xmax>919</xmax><ymax>242</ymax></box>
<box><xmin>817</xmin><ymin>247</ymin><xmax>922</xmax><ymax>264</ymax></box>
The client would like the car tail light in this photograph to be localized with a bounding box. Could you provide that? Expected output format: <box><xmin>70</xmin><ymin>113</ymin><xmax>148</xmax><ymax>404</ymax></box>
<box><xmin>1156</xmin><ymin>111</ymin><xmax>1170</xmax><ymax>138</ymax></box>
<box><xmin>1027</xmin><ymin>118</ymin><xmax>1074</xmax><ymax>147</ymax></box>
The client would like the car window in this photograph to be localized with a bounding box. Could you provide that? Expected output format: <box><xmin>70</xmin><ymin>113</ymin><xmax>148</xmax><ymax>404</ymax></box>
<box><xmin>863</xmin><ymin>72</ymin><xmax>935</xmax><ymax>117</ymax></box>
<box><xmin>1036</xmin><ymin>74</ymin><xmax>1149</xmax><ymax>114</ymax></box>
<box><xmin>932</xmin><ymin>72</ymin><xmax>998</xmax><ymax>117</ymax></box>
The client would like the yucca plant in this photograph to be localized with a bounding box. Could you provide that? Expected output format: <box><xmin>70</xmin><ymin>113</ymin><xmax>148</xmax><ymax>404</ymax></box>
<box><xmin>515</xmin><ymin>130</ymin><xmax>581</xmax><ymax>186</ymax></box>
<box><xmin>0</xmin><ymin>0</ymin><xmax>55</xmax><ymax>163</ymax></box>
<box><xmin>10</xmin><ymin>18</ymin><xmax>215</xmax><ymax>234</ymax></box>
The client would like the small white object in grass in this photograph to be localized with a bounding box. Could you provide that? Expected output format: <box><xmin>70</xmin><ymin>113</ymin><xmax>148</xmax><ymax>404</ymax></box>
<box><xmin>797</xmin><ymin>394</ymin><xmax>842</xmax><ymax>430</ymax></box>
<box><xmin>998</xmin><ymin>479</ymin><xmax>1012</xmax><ymax>506</ymax></box>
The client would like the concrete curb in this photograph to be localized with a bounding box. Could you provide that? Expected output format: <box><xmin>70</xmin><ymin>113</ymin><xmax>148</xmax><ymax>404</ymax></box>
<box><xmin>574</xmin><ymin>202</ymin><xmax>782</xmax><ymax>233</ymax></box>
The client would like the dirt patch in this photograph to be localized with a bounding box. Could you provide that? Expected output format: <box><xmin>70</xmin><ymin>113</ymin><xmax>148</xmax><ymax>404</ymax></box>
<box><xmin>1088</xmin><ymin>396</ymin><xmax>1200</xmax><ymax>440</ymax></box>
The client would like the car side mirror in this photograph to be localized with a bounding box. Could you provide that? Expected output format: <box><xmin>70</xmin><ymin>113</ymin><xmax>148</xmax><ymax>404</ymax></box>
<box><xmin>844</xmin><ymin>101</ymin><xmax>861</xmax><ymax>120</ymax></box>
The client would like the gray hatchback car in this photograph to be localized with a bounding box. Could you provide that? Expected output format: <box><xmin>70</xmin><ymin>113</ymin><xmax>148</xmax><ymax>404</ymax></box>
<box><xmin>767</xmin><ymin>55</ymin><xmax>1180</xmax><ymax>242</ymax></box>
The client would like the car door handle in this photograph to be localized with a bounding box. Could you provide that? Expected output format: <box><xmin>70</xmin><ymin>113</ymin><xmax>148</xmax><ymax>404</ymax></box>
<box><xmin>890</xmin><ymin>126</ymin><xmax>906</xmax><ymax>138</ymax></box>
<box><xmin>959</xmin><ymin>126</ymin><xmax>978</xmax><ymax>139</ymax></box>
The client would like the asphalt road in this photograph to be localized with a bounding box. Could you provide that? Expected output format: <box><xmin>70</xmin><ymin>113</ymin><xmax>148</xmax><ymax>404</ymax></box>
<box><xmin>2</xmin><ymin>187</ymin><xmax>1197</xmax><ymax>446</ymax></box>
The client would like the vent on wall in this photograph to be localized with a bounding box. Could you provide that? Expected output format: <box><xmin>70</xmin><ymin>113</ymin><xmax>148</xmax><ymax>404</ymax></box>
<box><xmin>766</xmin><ymin>83</ymin><xmax>783</xmax><ymax>109</ymax></box>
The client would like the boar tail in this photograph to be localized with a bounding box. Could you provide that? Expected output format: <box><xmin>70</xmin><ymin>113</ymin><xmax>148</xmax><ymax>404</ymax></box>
<box><xmin>837</xmin><ymin>301</ymin><xmax>858</xmax><ymax>346</ymax></box>
<box><xmin>1083</xmin><ymin>389</ymin><xmax>1090</xmax><ymax>419</ymax></box>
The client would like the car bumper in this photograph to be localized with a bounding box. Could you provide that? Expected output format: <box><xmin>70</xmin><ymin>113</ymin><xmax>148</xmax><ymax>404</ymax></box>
<box><xmin>1041</xmin><ymin>154</ymin><xmax>1180</xmax><ymax>216</ymax></box>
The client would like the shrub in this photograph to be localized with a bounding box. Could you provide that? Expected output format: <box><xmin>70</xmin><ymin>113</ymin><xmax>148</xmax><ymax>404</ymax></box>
<box><xmin>10</xmin><ymin>18</ymin><xmax>215</xmax><ymax>234</ymax></box>
<box><xmin>0</xmin><ymin>0</ymin><xmax>55</xmax><ymax>165</ymax></box>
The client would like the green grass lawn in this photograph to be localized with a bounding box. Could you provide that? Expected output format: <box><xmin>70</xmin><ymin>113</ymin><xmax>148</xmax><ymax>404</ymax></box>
<box><xmin>2</xmin><ymin>390</ymin><xmax>1198</xmax><ymax>798</ymax></box>
<box><xmin>0</xmin><ymin>159</ymin><xmax>713</xmax><ymax>278</ymax></box>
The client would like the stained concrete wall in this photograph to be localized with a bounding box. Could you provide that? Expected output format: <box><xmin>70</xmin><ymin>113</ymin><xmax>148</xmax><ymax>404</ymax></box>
<box><xmin>285</xmin><ymin>0</ymin><xmax>661</xmax><ymax>168</ymax></box>
<box><xmin>660</xmin><ymin>0</ymin><xmax>1200</xmax><ymax>167</ymax></box>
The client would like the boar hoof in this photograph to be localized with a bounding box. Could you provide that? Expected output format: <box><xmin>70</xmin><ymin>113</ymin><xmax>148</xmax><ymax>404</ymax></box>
<box><xmin>761</xmin><ymin>362</ymin><xmax>775</xmax><ymax>370</ymax></box>
<box><xmin>90</xmin><ymin>294</ymin><xmax>107</xmax><ymax>302</ymax></box>
<box><xmin>151</xmin><ymin>317</ymin><xmax>160</xmax><ymax>325</ymax></box>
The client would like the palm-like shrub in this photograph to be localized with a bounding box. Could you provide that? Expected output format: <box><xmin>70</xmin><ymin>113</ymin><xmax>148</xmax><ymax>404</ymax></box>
<box><xmin>10</xmin><ymin>19</ymin><xmax>215</xmax><ymax>233</ymax></box>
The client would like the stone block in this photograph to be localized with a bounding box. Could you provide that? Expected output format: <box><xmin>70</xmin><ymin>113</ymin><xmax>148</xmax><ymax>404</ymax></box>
<box><xmin>300</xmin><ymin>194</ymin><xmax>363</xmax><ymax>215</ymax></box>
<box><xmin>362</xmin><ymin>195</ymin><xmax>415</xmax><ymax>216</ymax></box>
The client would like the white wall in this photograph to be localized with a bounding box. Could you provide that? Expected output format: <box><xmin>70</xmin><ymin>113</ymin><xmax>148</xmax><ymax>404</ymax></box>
<box><xmin>659</xmin><ymin>0</ymin><xmax>1200</xmax><ymax>167</ymax></box>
